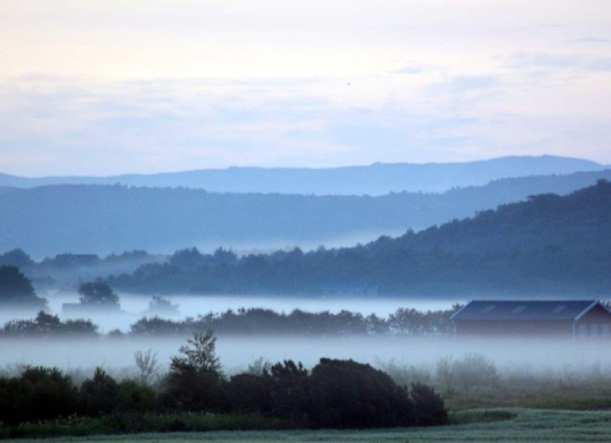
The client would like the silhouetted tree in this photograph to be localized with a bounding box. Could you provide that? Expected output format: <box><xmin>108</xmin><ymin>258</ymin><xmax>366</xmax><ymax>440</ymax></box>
<box><xmin>0</xmin><ymin>266</ymin><xmax>46</xmax><ymax>308</ymax></box>
<box><xmin>160</xmin><ymin>331</ymin><xmax>226</xmax><ymax>412</ymax></box>
<box><xmin>78</xmin><ymin>280</ymin><xmax>119</xmax><ymax>308</ymax></box>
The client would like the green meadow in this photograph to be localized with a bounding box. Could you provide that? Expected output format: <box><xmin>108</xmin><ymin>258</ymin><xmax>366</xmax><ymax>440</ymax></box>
<box><xmin>5</xmin><ymin>408</ymin><xmax>611</xmax><ymax>443</ymax></box>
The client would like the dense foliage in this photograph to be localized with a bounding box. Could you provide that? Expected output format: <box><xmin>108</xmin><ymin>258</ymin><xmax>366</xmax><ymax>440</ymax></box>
<box><xmin>0</xmin><ymin>333</ymin><xmax>447</xmax><ymax>431</ymax></box>
<box><xmin>109</xmin><ymin>180</ymin><xmax>611</xmax><ymax>295</ymax></box>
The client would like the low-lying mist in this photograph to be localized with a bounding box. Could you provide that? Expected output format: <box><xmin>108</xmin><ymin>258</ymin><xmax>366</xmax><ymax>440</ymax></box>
<box><xmin>2</xmin><ymin>335</ymin><xmax>610</xmax><ymax>379</ymax></box>
<box><xmin>4</xmin><ymin>292</ymin><xmax>610</xmax><ymax>405</ymax></box>
<box><xmin>0</xmin><ymin>291</ymin><xmax>459</xmax><ymax>333</ymax></box>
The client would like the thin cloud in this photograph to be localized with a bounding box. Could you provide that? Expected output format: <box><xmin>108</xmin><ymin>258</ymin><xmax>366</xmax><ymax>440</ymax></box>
<box><xmin>507</xmin><ymin>52</ymin><xmax>611</xmax><ymax>73</ymax></box>
<box><xmin>394</xmin><ymin>66</ymin><xmax>427</xmax><ymax>75</ymax></box>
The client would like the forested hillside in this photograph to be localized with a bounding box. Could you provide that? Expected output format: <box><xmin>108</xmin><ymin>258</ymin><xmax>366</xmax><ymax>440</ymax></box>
<box><xmin>109</xmin><ymin>180</ymin><xmax>611</xmax><ymax>296</ymax></box>
<box><xmin>1</xmin><ymin>170</ymin><xmax>610</xmax><ymax>257</ymax></box>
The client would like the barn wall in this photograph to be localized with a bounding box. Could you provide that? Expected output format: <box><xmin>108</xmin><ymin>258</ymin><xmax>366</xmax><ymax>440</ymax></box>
<box><xmin>455</xmin><ymin>320</ymin><xmax>572</xmax><ymax>336</ymax></box>
<box><xmin>575</xmin><ymin>305</ymin><xmax>611</xmax><ymax>338</ymax></box>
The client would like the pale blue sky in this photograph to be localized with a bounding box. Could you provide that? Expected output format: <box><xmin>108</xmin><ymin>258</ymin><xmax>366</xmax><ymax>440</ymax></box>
<box><xmin>1</xmin><ymin>0</ymin><xmax>611</xmax><ymax>175</ymax></box>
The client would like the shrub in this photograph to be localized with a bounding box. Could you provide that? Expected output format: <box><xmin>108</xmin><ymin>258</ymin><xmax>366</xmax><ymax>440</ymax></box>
<box><xmin>268</xmin><ymin>360</ymin><xmax>310</xmax><ymax>424</ymax></box>
<box><xmin>159</xmin><ymin>366</ymin><xmax>226</xmax><ymax>412</ymax></box>
<box><xmin>226</xmin><ymin>373</ymin><xmax>272</xmax><ymax>415</ymax></box>
<box><xmin>410</xmin><ymin>382</ymin><xmax>448</xmax><ymax>425</ymax></box>
<box><xmin>308</xmin><ymin>358</ymin><xmax>415</xmax><ymax>428</ymax></box>
<box><xmin>117</xmin><ymin>380</ymin><xmax>156</xmax><ymax>413</ymax></box>
<box><xmin>79</xmin><ymin>368</ymin><xmax>120</xmax><ymax>416</ymax></box>
<box><xmin>0</xmin><ymin>367</ymin><xmax>78</xmax><ymax>425</ymax></box>
<box><xmin>446</xmin><ymin>354</ymin><xmax>499</xmax><ymax>393</ymax></box>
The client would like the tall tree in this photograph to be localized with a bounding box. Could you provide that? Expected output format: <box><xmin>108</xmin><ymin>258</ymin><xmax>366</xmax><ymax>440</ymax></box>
<box><xmin>78</xmin><ymin>280</ymin><xmax>120</xmax><ymax>308</ymax></box>
<box><xmin>0</xmin><ymin>266</ymin><xmax>46</xmax><ymax>308</ymax></box>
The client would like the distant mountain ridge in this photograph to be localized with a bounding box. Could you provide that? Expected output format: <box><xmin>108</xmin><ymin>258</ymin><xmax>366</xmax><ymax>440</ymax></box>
<box><xmin>0</xmin><ymin>155</ymin><xmax>605</xmax><ymax>195</ymax></box>
<box><xmin>109</xmin><ymin>180</ymin><xmax>611</xmax><ymax>297</ymax></box>
<box><xmin>1</xmin><ymin>169</ymin><xmax>610</xmax><ymax>257</ymax></box>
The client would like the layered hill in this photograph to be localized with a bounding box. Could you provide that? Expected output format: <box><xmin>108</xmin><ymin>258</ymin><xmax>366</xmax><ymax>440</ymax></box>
<box><xmin>0</xmin><ymin>155</ymin><xmax>605</xmax><ymax>195</ymax></box>
<box><xmin>1</xmin><ymin>170</ymin><xmax>611</xmax><ymax>257</ymax></box>
<box><xmin>109</xmin><ymin>180</ymin><xmax>611</xmax><ymax>296</ymax></box>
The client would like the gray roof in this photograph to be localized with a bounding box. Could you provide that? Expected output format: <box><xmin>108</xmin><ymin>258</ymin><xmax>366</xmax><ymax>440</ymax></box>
<box><xmin>451</xmin><ymin>300</ymin><xmax>603</xmax><ymax>321</ymax></box>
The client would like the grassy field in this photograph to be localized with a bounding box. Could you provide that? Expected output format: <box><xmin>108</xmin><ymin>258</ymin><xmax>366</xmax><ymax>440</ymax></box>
<box><xmin>4</xmin><ymin>408</ymin><xmax>611</xmax><ymax>442</ymax></box>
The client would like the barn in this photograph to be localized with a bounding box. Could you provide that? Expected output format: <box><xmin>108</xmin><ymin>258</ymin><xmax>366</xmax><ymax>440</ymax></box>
<box><xmin>451</xmin><ymin>300</ymin><xmax>611</xmax><ymax>338</ymax></box>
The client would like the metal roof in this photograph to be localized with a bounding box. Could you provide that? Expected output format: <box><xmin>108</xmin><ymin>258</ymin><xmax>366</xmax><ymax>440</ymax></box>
<box><xmin>451</xmin><ymin>300</ymin><xmax>602</xmax><ymax>321</ymax></box>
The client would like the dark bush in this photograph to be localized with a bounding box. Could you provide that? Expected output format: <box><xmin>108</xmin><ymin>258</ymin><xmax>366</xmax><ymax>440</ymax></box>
<box><xmin>0</xmin><ymin>342</ymin><xmax>447</xmax><ymax>432</ymax></box>
<box><xmin>159</xmin><ymin>366</ymin><xmax>226</xmax><ymax>412</ymax></box>
<box><xmin>410</xmin><ymin>382</ymin><xmax>448</xmax><ymax>425</ymax></box>
<box><xmin>268</xmin><ymin>360</ymin><xmax>310</xmax><ymax>424</ymax></box>
<box><xmin>79</xmin><ymin>368</ymin><xmax>120</xmax><ymax>416</ymax></box>
<box><xmin>116</xmin><ymin>380</ymin><xmax>156</xmax><ymax>413</ymax></box>
<box><xmin>308</xmin><ymin>358</ymin><xmax>415</xmax><ymax>428</ymax></box>
<box><xmin>226</xmin><ymin>373</ymin><xmax>272</xmax><ymax>415</ymax></box>
<box><xmin>0</xmin><ymin>367</ymin><xmax>78</xmax><ymax>425</ymax></box>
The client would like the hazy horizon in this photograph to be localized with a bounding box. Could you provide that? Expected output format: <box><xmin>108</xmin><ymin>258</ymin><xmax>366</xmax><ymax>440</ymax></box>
<box><xmin>1</xmin><ymin>153</ymin><xmax>608</xmax><ymax>179</ymax></box>
<box><xmin>2</xmin><ymin>1</ymin><xmax>611</xmax><ymax>176</ymax></box>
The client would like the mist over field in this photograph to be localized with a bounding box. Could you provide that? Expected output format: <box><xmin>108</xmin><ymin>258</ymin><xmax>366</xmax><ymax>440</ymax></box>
<box><xmin>0</xmin><ymin>291</ymin><xmax>607</xmax><ymax>378</ymax></box>
<box><xmin>3</xmin><ymin>335</ymin><xmax>610</xmax><ymax>380</ymax></box>
<box><xmin>0</xmin><ymin>292</ymin><xmax>457</xmax><ymax>333</ymax></box>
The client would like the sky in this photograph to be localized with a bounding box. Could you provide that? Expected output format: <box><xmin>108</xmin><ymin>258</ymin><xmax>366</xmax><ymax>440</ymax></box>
<box><xmin>1</xmin><ymin>0</ymin><xmax>611</xmax><ymax>176</ymax></box>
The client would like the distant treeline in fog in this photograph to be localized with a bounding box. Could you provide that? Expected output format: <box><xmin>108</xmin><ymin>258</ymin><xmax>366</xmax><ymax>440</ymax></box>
<box><xmin>0</xmin><ymin>248</ymin><xmax>162</xmax><ymax>287</ymax></box>
<box><xmin>0</xmin><ymin>306</ymin><xmax>459</xmax><ymax>338</ymax></box>
<box><xmin>0</xmin><ymin>169</ymin><xmax>610</xmax><ymax>257</ymax></box>
<box><xmin>107</xmin><ymin>180</ymin><xmax>611</xmax><ymax>296</ymax></box>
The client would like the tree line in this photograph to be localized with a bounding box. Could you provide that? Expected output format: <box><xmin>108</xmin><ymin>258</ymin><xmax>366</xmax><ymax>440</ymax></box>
<box><xmin>0</xmin><ymin>305</ymin><xmax>460</xmax><ymax>338</ymax></box>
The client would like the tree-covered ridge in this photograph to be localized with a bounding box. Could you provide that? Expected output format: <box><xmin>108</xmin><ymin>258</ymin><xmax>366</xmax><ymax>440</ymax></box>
<box><xmin>109</xmin><ymin>180</ymin><xmax>611</xmax><ymax>296</ymax></box>
<box><xmin>1</xmin><ymin>169</ymin><xmax>610</xmax><ymax>257</ymax></box>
